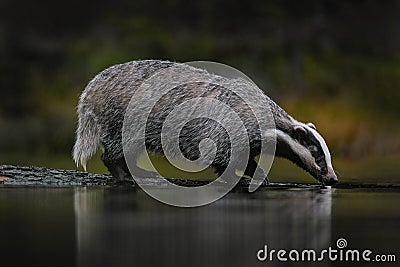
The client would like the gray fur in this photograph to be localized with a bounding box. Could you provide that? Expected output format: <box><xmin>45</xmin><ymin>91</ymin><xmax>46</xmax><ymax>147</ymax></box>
<box><xmin>73</xmin><ymin>60</ymin><xmax>337</xmax><ymax>185</ymax></box>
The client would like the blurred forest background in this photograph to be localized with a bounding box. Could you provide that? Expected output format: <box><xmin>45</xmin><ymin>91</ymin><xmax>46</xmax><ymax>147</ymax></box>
<box><xmin>1</xmin><ymin>0</ymin><xmax>399</xmax><ymax>183</ymax></box>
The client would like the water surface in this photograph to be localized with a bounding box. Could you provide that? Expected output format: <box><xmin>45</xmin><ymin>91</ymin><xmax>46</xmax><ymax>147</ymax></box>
<box><xmin>0</xmin><ymin>185</ymin><xmax>399</xmax><ymax>267</ymax></box>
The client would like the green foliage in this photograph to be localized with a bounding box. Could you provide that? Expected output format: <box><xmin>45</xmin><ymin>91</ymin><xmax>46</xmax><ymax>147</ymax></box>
<box><xmin>1</xmin><ymin>0</ymin><xmax>399</xmax><ymax>179</ymax></box>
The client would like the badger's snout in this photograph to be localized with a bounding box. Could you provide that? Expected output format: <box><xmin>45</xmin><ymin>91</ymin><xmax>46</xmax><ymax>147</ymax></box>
<box><xmin>321</xmin><ymin>168</ymin><xmax>338</xmax><ymax>186</ymax></box>
<box><xmin>323</xmin><ymin>175</ymin><xmax>338</xmax><ymax>186</ymax></box>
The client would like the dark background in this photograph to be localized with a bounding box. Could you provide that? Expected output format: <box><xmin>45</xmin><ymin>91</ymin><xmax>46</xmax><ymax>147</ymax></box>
<box><xmin>1</xmin><ymin>0</ymin><xmax>399</xmax><ymax>182</ymax></box>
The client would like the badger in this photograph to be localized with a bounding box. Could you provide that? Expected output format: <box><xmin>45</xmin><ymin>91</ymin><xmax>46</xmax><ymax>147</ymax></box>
<box><xmin>73</xmin><ymin>60</ymin><xmax>338</xmax><ymax>186</ymax></box>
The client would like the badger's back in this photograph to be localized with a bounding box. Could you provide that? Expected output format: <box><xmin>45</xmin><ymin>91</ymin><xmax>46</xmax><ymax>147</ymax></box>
<box><xmin>73</xmin><ymin>60</ymin><xmax>275</xmax><ymax>169</ymax></box>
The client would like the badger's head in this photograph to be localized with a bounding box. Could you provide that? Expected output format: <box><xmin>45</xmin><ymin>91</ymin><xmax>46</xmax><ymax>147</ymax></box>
<box><xmin>275</xmin><ymin>121</ymin><xmax>338</xmax><ymax>185</ymax></box>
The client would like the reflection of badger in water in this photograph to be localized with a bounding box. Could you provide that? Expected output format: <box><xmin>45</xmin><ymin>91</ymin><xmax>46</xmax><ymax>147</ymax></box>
<box><xmin>74</xmin><ymin>187</ymin><xmax>333</xmax><ymax>266</ymax></box>
<box><xmin>73</xmin><ymin>60</ymin><xmax>337</xmax><ymax>185</ymax></box>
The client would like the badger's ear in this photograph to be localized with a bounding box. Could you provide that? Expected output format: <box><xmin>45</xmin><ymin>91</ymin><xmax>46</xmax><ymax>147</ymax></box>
<box><xmin>294</xmin><ymin>125</ymin><xmax>307</xmax><ymax>135</ymax></box>
<box><xmin>307</xmin><ymin>122</ymin><xmax>316</xmax><ymax>130</ymax></box>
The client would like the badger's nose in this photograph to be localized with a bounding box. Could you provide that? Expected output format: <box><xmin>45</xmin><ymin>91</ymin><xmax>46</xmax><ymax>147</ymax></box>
<box><xmin>323</xmin><ymin>168</ymin><xmax>338</xmax><ymax>186</ymax></box>
<box><xmin>324</xmin><ymin>177</ymin><xmax>338</xmax><ymax>186</ymax></box>
<box><xmin>324</xmin><ymin>172</ymin><xmax>338</xmax><ymax>186</ymax></box>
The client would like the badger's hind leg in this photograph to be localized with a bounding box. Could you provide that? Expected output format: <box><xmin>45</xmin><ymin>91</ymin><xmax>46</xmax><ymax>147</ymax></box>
<box><xmin>102</xmin><ymin>150</ymin><xmax>161</xmax><ymax>182</ymax></box>
<box><xmin>125</xmin><ymin>162</ymin><xmax>160</xmax><ymax>179</ymax></box>
<box><xmin>101</xmin><ymin>153</ymin><xmax>132</xmax><ymax>182</ymax></box>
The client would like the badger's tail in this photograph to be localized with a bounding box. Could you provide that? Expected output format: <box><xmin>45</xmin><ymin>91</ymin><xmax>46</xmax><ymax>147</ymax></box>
<box><xmin>73</xmin><ymin>104</ymin><xmax>100</xmax><ymax>171</ymax></box>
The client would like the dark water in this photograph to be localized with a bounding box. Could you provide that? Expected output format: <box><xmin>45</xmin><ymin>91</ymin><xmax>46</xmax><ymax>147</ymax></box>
<box><xmin>0</xmin><ymin>185</ymin><xmax>399</xmax><ymax>267</ymax></box>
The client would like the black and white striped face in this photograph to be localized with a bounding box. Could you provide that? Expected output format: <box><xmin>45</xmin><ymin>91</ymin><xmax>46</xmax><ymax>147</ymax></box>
<box><xmin>275</xmin><ymin>122</ymin><xmax>338</xmax><ymax>185</ymax></box>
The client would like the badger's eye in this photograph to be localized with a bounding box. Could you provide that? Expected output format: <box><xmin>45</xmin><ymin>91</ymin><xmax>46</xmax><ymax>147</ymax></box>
<box><xmin>320</xmin><ymin>166</ymin><xmax>328</xmax><ymax>174</ymax></box>
<box><xmin>309</xmin><ymin>145</ymin><xmax>318</xmax><ymax>152</ymax></box>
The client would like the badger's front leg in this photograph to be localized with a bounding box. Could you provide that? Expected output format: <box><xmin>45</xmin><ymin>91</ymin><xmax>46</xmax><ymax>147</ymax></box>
<box><xmin>211</xmin><ymin>163</ymin><xmax>241</xmax><ymax>186</ymax></box>
<box><xmin>212</xmin><ymin>157</ymin><xmax>269</xmax><ymax>186</ymax></box>
<box><xmin>243</xmin><ymin>158</ymin><xmax>269</xmax><ymax>186</ymax></box>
